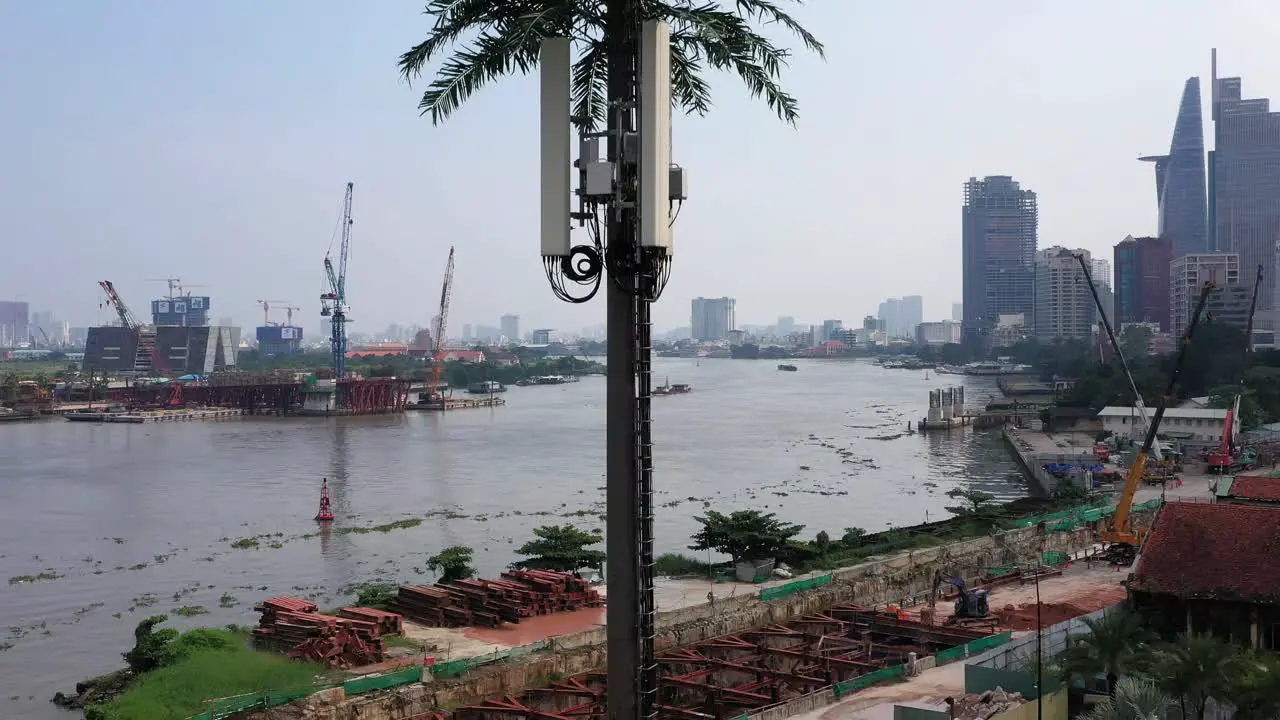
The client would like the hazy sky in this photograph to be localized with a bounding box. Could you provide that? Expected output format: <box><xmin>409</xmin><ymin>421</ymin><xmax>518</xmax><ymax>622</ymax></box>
<box><xmin>2</xmin><ymin>0</ymin><xmax>1277</xmax><ymax>336</ymax></box>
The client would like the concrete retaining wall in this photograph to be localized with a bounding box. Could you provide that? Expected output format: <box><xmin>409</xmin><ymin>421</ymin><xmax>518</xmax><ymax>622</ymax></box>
<box><xmin>248</xmin><ymin>523</ymin><xmax>1100</xmax><ymax>720</ymax></box>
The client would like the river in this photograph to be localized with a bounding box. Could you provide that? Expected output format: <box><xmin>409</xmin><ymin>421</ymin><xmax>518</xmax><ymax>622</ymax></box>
<box><xmin>0</xmin><ymin>357</ymin><xmax>1024</xmax><ymax>718</ymax></box>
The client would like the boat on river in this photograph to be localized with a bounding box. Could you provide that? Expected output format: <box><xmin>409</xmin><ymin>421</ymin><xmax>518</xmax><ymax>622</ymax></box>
<box><xmin>653</xmin><ymin>379</ymin><xmax>692</xmax><ymax>395</ymax></box>
<box><xmin>777</xmin><ymin>364</ymin><xmax>798</xmax><ymax>372</ymax></box>
<box><xmin>466</xmin><ymin>380</ymin><xmax>507</xmax><ymax>394</ymax></box>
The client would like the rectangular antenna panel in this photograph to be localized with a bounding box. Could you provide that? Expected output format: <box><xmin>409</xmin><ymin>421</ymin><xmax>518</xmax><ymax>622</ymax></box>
<box><xmin>639</xmin><ymin>20</ymin><xmax>673</xmax><ymax>252</ymax></box>
<box><xmin>540</xmin><ymin>37</ymin><xmax>572</xmax><ymax>258</ymax></box>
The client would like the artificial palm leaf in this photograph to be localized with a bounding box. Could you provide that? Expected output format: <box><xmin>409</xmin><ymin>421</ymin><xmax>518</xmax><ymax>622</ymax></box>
<box><xmin>398</xmin><ymin>0</ymin><xmax>824</xmax><ymax>128</ymax></box>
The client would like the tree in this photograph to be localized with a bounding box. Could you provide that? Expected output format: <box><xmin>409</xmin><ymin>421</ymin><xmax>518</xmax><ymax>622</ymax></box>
<box><xmin>122</xmin><ymin>615</ymin><xmax>178</xmax><ymax>674</ymax></box>
<box><xmin>1207</xmin><ymin>384</ymin><xmax>1264</xmax><ymax>430</ymax></box>
<box><xmin>840</xmin><ymin>527</ymin><xmax>865</xmax><ymax>546</ymax></box>
<box><xmin>944</xmin><ymin>488</ymin><xmax>997</xmax><ymax>519</ymax></box>
<box><xmin>514</xmin><ymin>524</ymin><xmax>606</xmax><ymax>572</ymax></box>
<box><xmin>1055</xmin><ymin>611</ymin><xmax>1156</xmax><ymax>695</ymax></box>
<box><xmin>1156</xmin><ymin>634</ymin><xmax>1240</xmax><ymax>720</ymax></box>
<box><xmin>813</xmin><ymin>530</ymin><xmax>831</xmax><ymax>557</ymax></box>
<box><xmin>689</xmin><ymin>509</ymin><xmax>804</xmax><ymax>563</ymax></box>
<box><xmin>1081</xmin><ymin>676</ymin><xmax>1180</xmax><ymax>720</ymax></box>
<box><xmin>1229</xmin><ymin>651</ymin><xmax>1280</xmax><ymax>720</ymax></box>
<box><xmin>1118</xmin><ymin>324</ymin><xmax>1154</xmax><ymax>361</ymax></box>
<box><xmin>427</xmin><ymin>545</ymin><xmax>476</xmax><ymax>583</ymax></box>
<box><xmin>398</xmin><ymin>0</ymin><xmax>824</xmax><ymax>130</ymax></box>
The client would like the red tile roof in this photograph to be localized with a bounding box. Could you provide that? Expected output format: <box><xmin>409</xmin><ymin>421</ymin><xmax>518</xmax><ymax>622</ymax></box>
<box><xmin>1230</xmin><ymin>475</ymin><xmax>1280</xmax><ymax>502</ymax></box>
<box><xmin>1130</xmin><ymin>502</ymin><xmax>1280</xmax><ymax>604</ymax></box>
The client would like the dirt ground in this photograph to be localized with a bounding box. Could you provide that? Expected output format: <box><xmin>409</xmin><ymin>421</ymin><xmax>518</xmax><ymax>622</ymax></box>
<box><xmin>793</xmin><ymin>562</ymin><xmax>1126</xmax><ymax>720</ymax></box>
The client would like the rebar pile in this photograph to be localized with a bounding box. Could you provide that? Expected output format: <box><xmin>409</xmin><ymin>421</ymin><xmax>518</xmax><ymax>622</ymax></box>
<box><xmin>396</xmin><ymin>570</ymin><xmax>603</xmax><ymax>628</ymax></box>
<box><xmin>252</xmin><ymin>596</ymin><xmax>395</xmax><ymax>668</ymax></box>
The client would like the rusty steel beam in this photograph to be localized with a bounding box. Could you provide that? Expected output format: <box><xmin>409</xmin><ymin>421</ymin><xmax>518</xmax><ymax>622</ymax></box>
<box><xmin>655</xmin><ymin>705</ymin><xmax>717</xmax><ymax>720</ymax></box>
<box><xmin>661</xmin><ymin>675</ymin><xmax>774</xmax><ymax>704</ymax></box>
<box><xmin>459</xmin><ymin>696</ymin><xmax>583</xmax><ymax>720</ymax></box>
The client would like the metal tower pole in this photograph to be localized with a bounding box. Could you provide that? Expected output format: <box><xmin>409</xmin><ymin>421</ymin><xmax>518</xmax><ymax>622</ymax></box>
<box><xmin>604</xmin><ymin>3</ymin><xmax>642</xmax><ymax>718</ymax></box>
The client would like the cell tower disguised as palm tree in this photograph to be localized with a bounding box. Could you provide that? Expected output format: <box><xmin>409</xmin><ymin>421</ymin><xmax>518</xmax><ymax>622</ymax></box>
<box><xmin>397</xmin><ymin>3</ymin><xmax>821</xmax><ymax>717</ymax></box>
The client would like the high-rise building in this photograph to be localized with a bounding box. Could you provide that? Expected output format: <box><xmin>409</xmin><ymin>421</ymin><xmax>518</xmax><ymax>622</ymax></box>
<box><xmin>1089</xmin><ymin>259</ymin><xmax>1115</xmax><ymax>329</ymax></box>
<box><xmin>1113</xmin><ymin>236</ymin><xmax>1173</xmax><ymax>331</ymax></box>
<box><xmin>1211</xmin><ymin>53</ymin><xmax>1280</xmax><ymax>328</ymax></box>
<box><xmin>951</xmin><ymin>303</ymin><xmax>963</xmax><ymax>322</ymax></box>
<box><xmin>1033</xmin><ymin>247</ymin><xmax>1096</xmax><ymax>340</ymax></box>
<box><xmin>776</xmin><ymin>316</ymin><xmax>795</xmax><ymax>336</ymax></box>
<box><xmin>1170</xmin><ymin>253</ymin><xmax>1243</xmax><ymax>339</ymax></box>
<box><xmin>151</xmin><ymin>295</ymin><xmax>211</xmax><ymax>326</ymax></box>
<box><xmin>961</xmin><ymin>176</ymin><xmax>1038</xmax><ymax>343</ymax></box>
<box><xmin>816</xmin><ymin>319</ymin><xmax>843</xmax><ymax>344</ymax></box>
<box><xmin>901</xmin><ymin>295</ymin><xmax>923</xmax><ymax>338</ymax></box>
<box><xmin>0</xmin><ymin>300</ymin><xmax>30</xmax><ymax>347</ymax></box>
<box><xmin>1139</xmin><ymin>77</ymin><xmax>1209</xmax><ymax>257</ymax></box>
<box><xmin>500</xmin><ymin>314</ymin><xmax>520</xmax><ymax>342</ymax></box>
<box><xmin>876</xmin><ymin>296</ymin><xmax>922</xmax><ymax>338</ymax></box>
<box><xmin>690</xmin><ymin>297</ymin><xmax>735</xmax><ymax>341</ymax></box>
<box><xmin>877</xmin><ymin>298</ymin><xmax>901</xmax><ymax>338</ymax></box>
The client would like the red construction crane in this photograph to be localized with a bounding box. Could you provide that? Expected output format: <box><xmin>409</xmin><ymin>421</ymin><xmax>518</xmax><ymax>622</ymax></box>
<box><xmin>97</xmin><ymin>280</ymin><xmax>182</xmax><ymax>407</ymax></box>
<box><xmin>428</xmin><ymin>247</ymin><xmax>456</xmax><ymax>402</ymax></box>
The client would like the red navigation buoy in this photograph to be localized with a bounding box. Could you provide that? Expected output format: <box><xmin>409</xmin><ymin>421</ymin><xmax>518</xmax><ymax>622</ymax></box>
<box><xmin>315</xmin><ymin>478</ymin><xmax>335</xmax><ymax>522</ymax></box>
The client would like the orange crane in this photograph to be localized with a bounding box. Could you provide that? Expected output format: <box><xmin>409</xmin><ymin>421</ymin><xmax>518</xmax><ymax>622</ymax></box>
<box><xmin>1104</xmin><ymin>279</ymin><xmax>1215</xmax><ymax>566</ymax></box>
<box><xmin>428</xmin><ymin>247</ymin><xmax>456</xmax><ymax>403</ymax></box>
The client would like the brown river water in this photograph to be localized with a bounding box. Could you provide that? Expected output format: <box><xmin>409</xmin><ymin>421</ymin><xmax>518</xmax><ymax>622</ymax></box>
<box><xmin>0</xmin><ymin>358</ymin><xmax>1024</xmax><ymax>718</ymax></box>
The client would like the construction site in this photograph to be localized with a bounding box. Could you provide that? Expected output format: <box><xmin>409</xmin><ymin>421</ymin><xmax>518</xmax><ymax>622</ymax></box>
<box><xmin>71</xmin><ymin>184</ymin><xmax>479</xmax><ymax>418</ymax></box>
<box><xmin>215</xmin><ymin>511</ymin><xmax>1129</xmax><ymax>720</ymax></box>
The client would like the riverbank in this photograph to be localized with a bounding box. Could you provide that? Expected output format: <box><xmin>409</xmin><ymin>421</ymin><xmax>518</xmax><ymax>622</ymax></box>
<box><xmin>230</xmin><ymin>517</ymin><xmax>1115</xmax><ymax>720</ymax></box>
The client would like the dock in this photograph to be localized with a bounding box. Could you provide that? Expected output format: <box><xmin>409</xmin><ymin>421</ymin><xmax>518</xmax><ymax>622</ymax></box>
<box><xmin>408</xmin><ymin>396</ymin><xmax>506</xmax><ymax>412</ymax></box>
<box><xmin>66</xmin><ymin>408</ymin><xmax>248</xmax><ymax>423</ymax></box>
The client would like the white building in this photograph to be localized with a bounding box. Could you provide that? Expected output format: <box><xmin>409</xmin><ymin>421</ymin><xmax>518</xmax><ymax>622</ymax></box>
<box><xmin>1033</xmin><ymin>246</ymin><xmax>1097</xmax><ymax>340</ymax></box>
<box><xmin>1096</xmin><ymin>406</ymin><xmax>1228</xmax><ymax>444</ymax></box>
<box><xmin>915</xmin><ymin>320</ymin><xmax>962</xmax><ymax>345</ymax></box>
<box><xmin>1170</xmin><ymin>253</ymin><xmax>1241</xmax><ymax>339</ymax></box>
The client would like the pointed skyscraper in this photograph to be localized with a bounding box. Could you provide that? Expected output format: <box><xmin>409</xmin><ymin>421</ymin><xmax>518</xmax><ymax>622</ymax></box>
<box><xmin>1139</xmin><ymin>77</ymin><xmax>1209</xmax><ymax>257</ymax></box>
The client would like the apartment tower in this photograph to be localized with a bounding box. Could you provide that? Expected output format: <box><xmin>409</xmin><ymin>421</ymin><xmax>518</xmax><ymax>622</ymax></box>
<box><xmin>961</xmin><ymin>176</ymin><xmax>1038</xmax><ymax>343</ymax></box>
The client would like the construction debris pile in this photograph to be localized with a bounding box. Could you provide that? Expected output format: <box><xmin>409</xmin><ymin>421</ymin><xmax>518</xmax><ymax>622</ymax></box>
<box><xmin>252</xmin><ymin>596</ymin><xmax>403</xmax><ymax>668</ymax></box>
<box><xmin>396</xmin><ymin>570</ymin><xmax>604</xmax><ymax>628</ymax></box>
<box><xmin>950</xmin><ymin>688</ymin><xmax>1027</xmax><ymax>719</ymax></box>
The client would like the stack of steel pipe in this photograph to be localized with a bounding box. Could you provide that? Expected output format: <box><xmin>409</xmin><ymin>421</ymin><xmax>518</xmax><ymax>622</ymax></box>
<box><xmin>251</xmin><ymin>596</ymin><xmax>396</xmax><ymax>668</ymax></box>
<box><xmin>396</xmin><ymin>570</ymin><xmax>603</xmax><ymax>628</ymax></box>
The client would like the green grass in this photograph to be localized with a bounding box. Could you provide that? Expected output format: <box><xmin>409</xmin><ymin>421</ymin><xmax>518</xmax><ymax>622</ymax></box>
<box><xmin>91</xmin><ymin>630</ymin><xmax>325</xmax><ymax>720</ymax></box>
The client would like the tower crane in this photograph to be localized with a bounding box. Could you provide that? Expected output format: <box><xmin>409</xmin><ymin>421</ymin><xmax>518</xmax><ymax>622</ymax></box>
<box><xmin>321</xmin><ymin>183</ymin><xmax>354</xmax><ymax>379</ymax></box>
<box><xmin>257</xmin><ymin>300</ymin><xmax>291</xmax><ymax>326</ymax></box>
<box><xmin>428</xmin><ymin>247</ymin><xmax>456</xmax><ymax>402</ymax></box>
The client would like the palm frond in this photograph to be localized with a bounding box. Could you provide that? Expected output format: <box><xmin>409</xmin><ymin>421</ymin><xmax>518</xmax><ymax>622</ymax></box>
<box><xmin>399</xmin><ymin>0</ymin><xmax>821</xmax><ymax>127</ymax></box>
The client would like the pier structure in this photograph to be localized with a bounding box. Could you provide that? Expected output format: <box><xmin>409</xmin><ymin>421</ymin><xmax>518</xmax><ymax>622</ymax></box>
<box><xmin>918</xmin><ymin>386</ymin><xmax>971</xmax><ymax>431</ymax></box>
<box><xmin>106</xmin><ymin>373</ymin><xmax>409</xmax><ymax>416</ymax></box>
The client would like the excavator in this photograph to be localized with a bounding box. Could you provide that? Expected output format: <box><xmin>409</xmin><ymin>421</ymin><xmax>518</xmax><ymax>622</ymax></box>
<box><xmin>1102</xmin><ymin>278</ymin><xmax>1216</xmax><ymax>566</ymax></box>
<box><xmin>927</xmin><ymin>571</ymin><xmax>990</xmax><ymax>624</ymax></box>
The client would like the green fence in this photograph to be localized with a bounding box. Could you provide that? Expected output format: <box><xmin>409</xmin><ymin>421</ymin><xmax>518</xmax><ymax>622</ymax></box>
<box><xmin>964</xmin><ymin>664</ymin><xmax>1061</xmax><ymax>700</ymax></box>
<box><xmin>343</xmin><ymin>666</ymin><xmax>421</xmax><ymax>695</ymax></box>
<box><xmin>1016</xmin><ymin>498</ymin><xmax>1164</xmax><ymax>532</ymax></box>
<box><xmin>759</xmin><ymin>573</ymin><xmax>834</xmax><ymax>602</ymax></box>
<box><xmin>934</xmin><ymin>644</ymin><xmax>967</xmax><ymax>665</ymax></box>
<box><xmin>966</xmin><ymin>630</ymin><xmax>1012</xmax><ymax>655</ymax></box>
<box><xmin>832</xmin><ymin>663</ymin><xmax>907</xmax><ymax>698</ymax></box>
<box><xmin>189</xmin><ymin>666</ymin><xmax>424</xmax><ymax>719</ymax></box>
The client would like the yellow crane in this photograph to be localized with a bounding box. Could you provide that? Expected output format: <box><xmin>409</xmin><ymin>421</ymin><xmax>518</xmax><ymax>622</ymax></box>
<box><xmin>1103</xmin><ymin>279</ymin><xmax>1216</xmax><ymax>566</ymax></box>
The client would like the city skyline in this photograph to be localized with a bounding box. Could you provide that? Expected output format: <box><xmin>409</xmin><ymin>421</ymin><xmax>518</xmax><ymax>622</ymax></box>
<box><xmin>4</xmin><ymin>4</ymin><xmax>1276</xmax><ymax>337</ymax></box>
